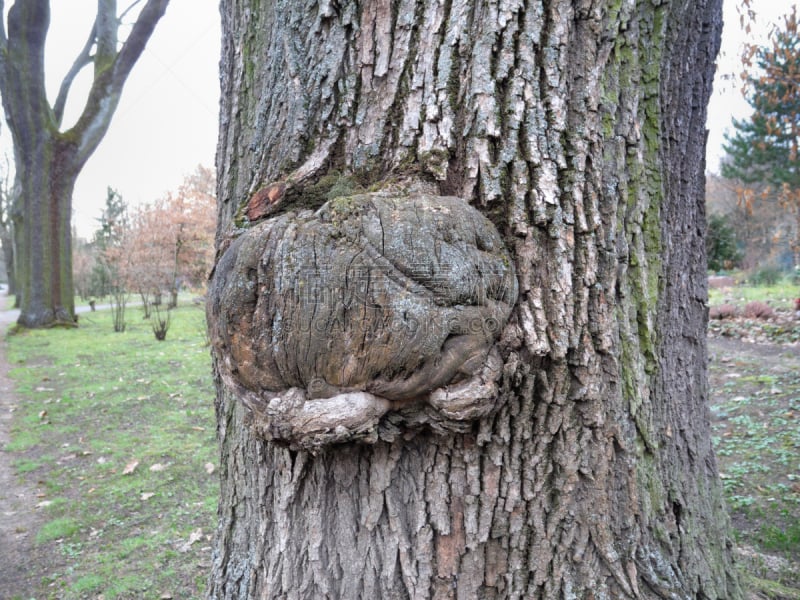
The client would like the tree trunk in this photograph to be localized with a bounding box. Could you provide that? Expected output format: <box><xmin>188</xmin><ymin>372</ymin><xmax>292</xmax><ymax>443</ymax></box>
<box><xmin>0</xmin><ymin>229</ymin><xmax>15</xmax><ymax>297</ymax></box>
<box><xmin>207</xmin><ymin>1</ymin><xmax>740</xmax><ymax>598</ymax></box>
<box><xmin>13</xmin><ymin>140</ymin><xmax>78</xmax><ymax>327</ymax></box>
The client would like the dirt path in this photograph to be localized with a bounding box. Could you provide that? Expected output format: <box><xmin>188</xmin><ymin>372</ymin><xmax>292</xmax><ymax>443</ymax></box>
<box><xmin>0</xmin><ymin>312</ymin><xmax>50</xmax><ymax>598</ymax></box>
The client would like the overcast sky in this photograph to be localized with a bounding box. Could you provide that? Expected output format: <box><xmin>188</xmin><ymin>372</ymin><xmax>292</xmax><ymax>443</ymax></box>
<box><xmin>0</xmin><ymin>1</ymin><xmax>794</xmax><ymax>237</ymax></box>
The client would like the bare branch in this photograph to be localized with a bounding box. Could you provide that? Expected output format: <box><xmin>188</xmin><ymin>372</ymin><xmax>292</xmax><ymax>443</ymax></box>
<box><xmin>95</xmin><ymin>0</ymin><xmax>118</xmax><ymax>66</ymax></box>
<box><xmin>0</xmin><ymin>1</ymin><xmax>8</xmax><ymax>84</ymax></box>
<box><xmin>119</xmin><ymin>0</ymin><xmax>145</xmax><ymax>22</ymax></box>
<box><xmin>111</xmin><ymin>0</ymin><xmax>169</xmax><ymax>89</ymax></box>
<box><xmin>0</xmin><ymin>1</ymin><xmax>7</xmax><ymax>48</ymax></box>
<box><xmin>53</xmin><ymin>22</ymin><xmax>96</xmax><ymax>127</ymax></box>
<box><xmin>65</xmin><ymin>0</ymin><xmax>170</xmax><ymax>164</ymax></box>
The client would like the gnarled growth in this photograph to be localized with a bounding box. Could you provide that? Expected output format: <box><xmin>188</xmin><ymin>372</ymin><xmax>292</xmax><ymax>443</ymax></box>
<box><xmin>208</xmin><ymin>192</ymin><xmax>517</xmax><ymax>450</ymax></box>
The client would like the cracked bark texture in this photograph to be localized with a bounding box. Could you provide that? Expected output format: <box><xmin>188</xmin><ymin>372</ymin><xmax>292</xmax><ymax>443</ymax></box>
<box><xmin>208</xmin><ymin>0</ymin><xmax>740</xmax><ymax>598</ymax></box>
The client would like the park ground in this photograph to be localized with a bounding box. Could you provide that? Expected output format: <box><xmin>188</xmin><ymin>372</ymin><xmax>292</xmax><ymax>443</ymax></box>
<box><xmin>0</xmin><ymin>290</ymin><xmax>798</xmax><ymax>599</ymax></box>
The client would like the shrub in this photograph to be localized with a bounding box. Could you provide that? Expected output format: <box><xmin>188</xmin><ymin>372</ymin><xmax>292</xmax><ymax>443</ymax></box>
<box><xmin>742</xmin><ymin>301</ymin><xmax>775</xmax><ymax>320</ymax></box>
<box><xmin>151</xmin><ymin>304</ymin><xmax>171</xmax><ymax>340</ymax></box>
<box><xmin>709</xmin><ymin>304</ymin><xmax>738</xmax><ymax>320</ymax></box>
<box><xmin>748</xmin><ymin>265</ymin><xmax>783</xmax><ymax>286</ymax></box>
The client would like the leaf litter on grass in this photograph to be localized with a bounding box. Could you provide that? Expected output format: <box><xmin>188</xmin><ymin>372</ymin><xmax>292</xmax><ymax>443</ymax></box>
<box><xmin>4</xmin><ymin>305</ymin><xmax>218</xmax><ymax>599</ymax></box>
<box><xmin>709</xmin><ymin>332</ymin><xmax>800</xmax><ymax>593</ymax></box>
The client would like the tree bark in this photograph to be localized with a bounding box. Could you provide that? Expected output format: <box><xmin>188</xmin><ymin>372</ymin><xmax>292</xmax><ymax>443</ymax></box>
<box><xmin>0</xmin><ymin>0</ymin><xmax>169</xmax><ymax>327</ymax></box>
<box><xmin>0</xmin><ymin>221</ymin><xmax>14</xmax><ymax>298</ymax></box>
<box><xmin>11</xmin><ymin>141</ymin><xmax>79</xmax><ymax>326</ymax></box>
<box><xmin>208</xmin><ymin>1</ymin><xmax>740</xmax><ymax>598</ymax></box>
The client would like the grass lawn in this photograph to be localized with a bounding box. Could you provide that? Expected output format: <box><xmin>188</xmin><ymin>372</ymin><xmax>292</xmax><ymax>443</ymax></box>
<box><xmin>4</xmin><ymin>302</ymin><xmax>217</xmax><ymax>599</ymax></box>
<box><xmin>708</xmin><ymin>274</ymin><xmax>800</xmax><ymax>310</ymax></box>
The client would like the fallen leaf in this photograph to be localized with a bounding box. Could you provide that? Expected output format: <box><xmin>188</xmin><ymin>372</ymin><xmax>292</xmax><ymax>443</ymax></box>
<box><xmin>123</xmin><ymin>460</ymin><xmax>139</xmax><ymax>475</ymax></box>
<box><xmin>179</xmin><ymin>528</ymin><xmax>203</xmax><ymax>553</ymax></box>
<box><xmin>36</xmin><ymin>500</ymin><xmax>52</xmax><ymax>509</ymax></box>
<box><xmin>204</xmin><ymin>463</ymin><xmax>215</xmax><ymax>475</ymax></box>
<box><xmin>141</xmin><ymin>492</ymin><xmax>155</xmax><ymax>501</ymax></box>
<box><xmin>150</xmin><ymin>463</ymin><xmax>166</xmax><ymax>472</ymax></box>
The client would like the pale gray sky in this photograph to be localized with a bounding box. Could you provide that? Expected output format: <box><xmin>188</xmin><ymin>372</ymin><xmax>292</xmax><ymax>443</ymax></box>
<box><xmin>0</xmin><ymin>1</ymin><xmax>793</xmax><ymax>237</ymax></box>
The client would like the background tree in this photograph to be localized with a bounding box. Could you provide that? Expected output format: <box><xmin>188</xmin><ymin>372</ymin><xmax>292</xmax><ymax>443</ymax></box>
<box><xmin>94</xmin><ymin>188</ymin><xmax>129</xmax><ymax>331</ymax></box>
<box><xmin>0</xmin><ymin>152</ymin><xmax>15</xmax><ymax>302</ymax></box>
<box><xmin>89</xmin><ymin>187</ymin><xmax>127</xmax><ymax>299</ymax></box>
<box><xmin>122</xmin><ymin>165</ymin><xmax>216</xmax><ymax>313</ymax></box>
<box><xmin>72</xmin><ymin>235</ymin><xmax>95</xmax><ymax>302</ymax></box>
<box><xmin>122</xmin><ymin>204</ymin><xmax>167</xmax><ymax>318</ymax></box>
<box><xmin>722</xmin><ymin>6</ymin><xmax>800</xmax><ymax>265</ymax></box>
<box><xmin>207</xmin><ymin>1</ymin><xmax>740</xmax><ymax>598</ymax></box>
<box><xmin>0</xmin><ymin>0</ymin><xmax>170</xmax><ymax>328</ymax></box>
<box><xmin>706</xmin><ymin>213</ymin><xmax>744</xmax><ymax>272</ymax></box>
<box><xmin>706</xmin><ymin>173</ymin><xmax>794</xmax><ymax>270</ymax></box>
<box><xmin>159</xmin><ymin>165</ymin><xmax>216</xmax><ymax>306</ymax></box>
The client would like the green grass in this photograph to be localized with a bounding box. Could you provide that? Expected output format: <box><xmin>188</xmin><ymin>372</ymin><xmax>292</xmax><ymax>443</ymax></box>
<box><xmin>36</xmin><ymin>517</ymin><xmax>81</xmax><ymax>543</ymax></box>
<box><xmin>708</xmin><ymin>274</ymin><xmax>800</xmax><ymax>309</ymax></box>
<box><xmin>5</xmin><ymin>302</ymin><xmax>217</xmax><ymax>599</ymax></box>
<box><xmin>709</xmin><ymin>340</ymin><xmax>800</xmax><ymax>565</ymax></box>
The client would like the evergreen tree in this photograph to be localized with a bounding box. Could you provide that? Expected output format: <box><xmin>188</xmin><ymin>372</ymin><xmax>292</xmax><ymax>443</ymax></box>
<box><xmin>89</xmin><ymin>188</ymin><xmax>127</xmax><ymax>298</ymax></box>
<box><xmin>707</xmin><ymin>213</ymin><xmax>743</xmax><ymax>271</ymax></box>
<box><xmin>722</xmin><ymin>7</ymin><xmax>800</xmax><ymax>263</ymax></box>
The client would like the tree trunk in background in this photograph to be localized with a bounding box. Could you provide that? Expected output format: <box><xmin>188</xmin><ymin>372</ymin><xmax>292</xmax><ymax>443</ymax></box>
<box><xmin>208</xmin><ymin>1</ymin><xmax>740</xmax><ymax>598</ymax></box>
<box><xmin>11</xmin><ymin>140</ymin><xmax>79</xmax><ymax>326</ymax></box>
<box><xmin>0</xmin><ymin>228</ymin><xmax>15</xmax><ymax>297</ymax></box>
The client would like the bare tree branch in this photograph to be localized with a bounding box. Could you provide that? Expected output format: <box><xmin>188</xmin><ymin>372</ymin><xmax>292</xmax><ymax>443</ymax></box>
<box><xmin>53</xmin><ymin>22</ymin><xmax>96</xmax><ymax>127</ymax></box>
<box><xmin>95</xmin><ymin>0</ymin><xmax>118</xmax><ymax>66</ymax></box>
<box><xmin>0</xmin><ymin>1</ymin><xmax>8</xmax><ymax>85</ymax></box>
<box><xmin>111</xmin><ymin>0</ymin><xmax>169</xmax><ymax>90</ymax></box>
<box><xmin>65</xmin><ymin>0</ymin><xmax>170</xmax><ymax>164</ymax></box>
<box><xmin>0</xmin><ymin>1</ymin><xmax>7</xmax><ymax>49</ymax></box>
<box><xmin>119</xmin><ymin>0</ymin><xmax>145</xmax><ymax>23</ymax></box>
